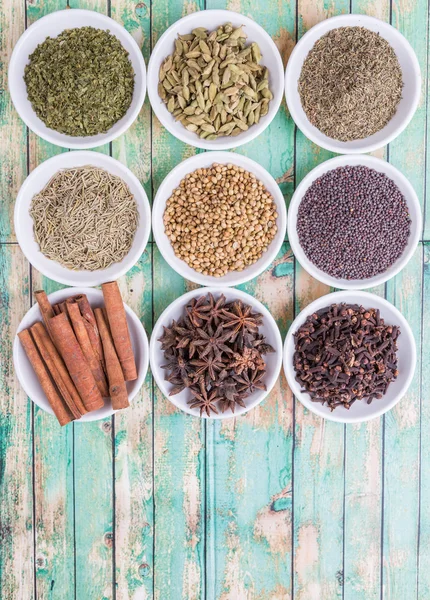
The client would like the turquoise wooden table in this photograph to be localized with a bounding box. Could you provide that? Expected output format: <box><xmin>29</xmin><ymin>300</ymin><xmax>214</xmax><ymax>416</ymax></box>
<box><xmin>1</xmin><ymin>0</ymin><xmax>429</xmax><ymax>598</ymax></box>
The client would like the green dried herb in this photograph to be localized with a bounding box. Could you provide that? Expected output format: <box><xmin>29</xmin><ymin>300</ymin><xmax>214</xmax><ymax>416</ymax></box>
<box><xmin>298</xmin><ymin>26</ymin><xmax>403</xmax><ymax>142</ymax></box>
<box><xmin>24</xmin><ymin>27</ymin><xmax>135</xmax><ymax>137</ymax></box>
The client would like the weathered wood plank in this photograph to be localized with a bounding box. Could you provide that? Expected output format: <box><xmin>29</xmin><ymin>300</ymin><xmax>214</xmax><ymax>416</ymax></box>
<box><xmin>109</xmin><ymin>1</ymin><xmax>154</xmax><ymax>598</ymax></box>
<box><xmin>293</xmin><ymin>2</ymin><xmax>348</xmax><ymax>597</ymax></box>
<box><xmin>31</xmin><ymin>272</ymin><xmax>75</xmax><ymax>600</ymax></box>
<box><xmin>205</xmin><ymin>243</ymin><xmax>295</xmax><ymax>600</ymax></box>
<box><xmin>152</xmin><ymin>246</ymin><xmax>205</xmax><ymax>600</ymax></box>
<box><xmin>0</xmin><ymin>245</ymin><xmax>34</xmax><ymax>599</ymax></box>
<box><xmin>0</xmin><ymin>0</ymin><xmax>26</xmax><ymax>241</ymax></box>
<box><xmin>112</xmin><ymin>258</ymin><xmax>154</xmax><ymax>600</ymax></box>
<box><xmin>151</xmin><ymin>2</ymin><xmax>206</xmax><ymax>598</ymax></box>
<box><xmin>420</xmin><ymin>242</ymin><xmax>430</xmax><ymax>600</ymax></box>
<box><xmin>383</xmin><ymin>246</ymin><xmax>422</xmax><ymax>598</ymax></box>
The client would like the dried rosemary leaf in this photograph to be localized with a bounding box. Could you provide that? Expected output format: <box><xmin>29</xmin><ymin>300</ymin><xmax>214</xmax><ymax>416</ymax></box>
<box><xmin>24</xmin><ymin>27</ymin><xmax>135</xmax><ymax>137</ymax></box>
<box><xmin>30</xmin><ymin>166</ymin><xmax>139</xmax><ymax>271</ymax></box>
<box><xmin>298</xmin><ymin>26</ymin><xmax>403</xmax><ymax>142</ymax></box>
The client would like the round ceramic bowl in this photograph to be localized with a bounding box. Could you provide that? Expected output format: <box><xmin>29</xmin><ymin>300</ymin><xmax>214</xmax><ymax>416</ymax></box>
<box><xmin>14</xmin><ymin>287</ymin><xmax>149</xmax><ymax>422</ymax></box>
<box><xmin>8</xmin><ymin>9</ymin><xmax>146</xmax><ymax>149</ymax></box>
<box><xmin>150</xmin><ymin>287</ymin><xmax>283</xmax><ymax>419</ymax></box>
<box><xmin>285</xmin><ymin>14</ymin><xmax>421</xmax><ymax>154</ymax></box>
<box><xmin>147</xmin><ymin>10</ymin><xmax>284</xmax><ymax>150</ymax></box>
<box><xmin>283</xmin><ymin>290</ymin><xmax>416</xmax><ymax>424</ymax></box>
<box><xmin>152</xmin><ymin>152</ymin><xmax>287</xmax><ymax>287</ymax></box>
<box><xmin>15</xmin><ymin>151</ymin><xmax>152</xmax><ymax>287</ymax></box>
<box><xmin>288</xmin><ymin>154</ymin><xmax>421</xmax><ymax>290</ymax></box>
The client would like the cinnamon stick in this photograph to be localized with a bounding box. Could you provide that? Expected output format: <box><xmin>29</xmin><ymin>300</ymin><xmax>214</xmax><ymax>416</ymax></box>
<box><xmin>75</xmin><ymin>294</ymin><xmax>104</xmax><ymax>371</ymax></box>
<box><xmin>52</xmin><ymin>304</ymin><xmax>61</xmax><ymax>315</ymax></box>
<box><xmin>30</xmin><ymin>322</ymin><xmax>87</xmax><ymax>418</ymax></box>
<box><xmin>34</xmin><ymin>290</ymin><xmax>55</xmax><ymax>335</ymax></box>
<box><xmin>67</xmin><ymin>302</ymin><xmax>109</xmax><ymax>397</ymax></box>
<box><xmin>49</xmin><ymin>313</ymin><xmax>104</xmax><ymax>413</ymax></box>
<box><xmin>102</xmin><ymin>282</ymin><xmax>137</xmax><ymax>381</ymax></box>
<box><xmin>94</xmin><ymin>308</ymin><xmax>129</xmax><ymax>410</ymax></box>
<box><xmin>18</xmin><ymin>329</ymin><xmax>73</xmax><ymax>426</ymax></box>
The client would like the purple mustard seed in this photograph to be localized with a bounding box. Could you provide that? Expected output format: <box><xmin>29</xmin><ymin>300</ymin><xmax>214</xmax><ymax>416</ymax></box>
<box><xmin>296</xmin><ymin>165</ymin><xmax>411</xmax><ymax>280</ymax></box>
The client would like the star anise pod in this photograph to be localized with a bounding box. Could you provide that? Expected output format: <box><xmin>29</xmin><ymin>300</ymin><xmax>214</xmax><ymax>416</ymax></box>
<box><xmin>233</xmin><ymin>369</ymin><xmax>267</xmax><ymax>394</ymax></box>
<box><xmin>167</xmin><ymin>375</ymin><xmax>188</xmax><ymax>396</ymax></box>
<box><xmin>228</xmin><ymin>346</ymin><xmax>265</xmax><ymax>375</ymax></box>
<box><xmin>251</xmin><ymin>333</ymin><xmax>275</xmax><ymax>354</ymax></box>
<box><xmin>187</xmin><ymin>379</ymin><xmax>219</xmax><ymax>417</ymax></box>
<box><xmin>186</xmin><ymin>296</ymin><xmax>211</xmax><ymax>328</ymax></box>
<box><xmin>190</xmin><ymin>351</ymin><xmax>225</xmax><ymax>381</ymax></box>
<box><xmin>196</xmin><ymin>323</ymin><xmax>233</xmax><ymax>358</ymax></box>
<box><xmin>161</xmin><ymin>349</ymin><xmax>195</xmax><ymax>388</ymax></box>
<box><xmin>158</xmin><ymin>322</ymin><xmax>179</xmax><ymax>351</ymax></box>
<box><xmin>221</xmin><ymin>301</ymin><xmax>263</xmax><ymax>340</ymax></box>
<box><xmin>203</xmin><ymin>293</ymin><xmax>227</xmax><ymax>326</ymax></box>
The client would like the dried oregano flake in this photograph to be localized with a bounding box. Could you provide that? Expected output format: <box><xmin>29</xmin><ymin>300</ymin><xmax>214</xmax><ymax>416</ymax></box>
<box><xmin>24</xmin><ymin>27</ymin><xmax>135</xmax><ymax>137</ymax></box>
<box><xmin>158</xmin><ymin>22</ymin><xmax>273</xmax><ymax>139</ymax></box>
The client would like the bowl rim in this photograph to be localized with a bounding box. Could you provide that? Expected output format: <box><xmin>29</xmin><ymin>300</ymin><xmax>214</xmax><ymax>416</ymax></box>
<box><xmin>8</xmin><ymin>8</ymin><xmax>147</xmax><ymax>150</ymax></box>
<box><xmin>13</xmin><ymin>287</ymin><xmax>150</xmax><ymax>423</ymax></box>
<box><xmin>147</xmin><ymin>9</ymin><xmax>284</xmax><ymax>151</ymax></box>
<box><xmin>152</xmin><ymin>151</ymin><xmax>287</xmax><ymax>287</ymax></box>
<box><xmin>285</xmin><ymin>13</ymin><xmax>422</xmax><ymax>154</ymax></box>
<box><xmin>149</xmin><ymin>286</ymin><xmax>283</xmax><ymax>419</ymax></box>
<box><xmin>283</xmin><ymin>290</ymin><xmax>417</xmax><ymax>424</ymax></box>
<box><xmin>14</xmin><ymin>150</ymin><xmax>152</xmax><ymax>287</ymax></box>
<box><xmin>287</xmin><ymin>154</ymin><xmax>422</xmax><ymax>290</ymax></box>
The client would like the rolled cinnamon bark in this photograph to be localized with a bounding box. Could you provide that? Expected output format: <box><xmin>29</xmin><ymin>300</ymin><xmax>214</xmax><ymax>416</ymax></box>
<box><xmin>75</xmin><ymin>294</ymin><xmax>105</xmax><ymax>371</ymax></box>
<box><xmin>34</xmin><ymin>290</ymin><xmax>55</xmax><ymax>335</ymax></box>
<box><xmin>67</xmin><ymin>303</ymin><xmax>109</xmax><ymax>397</ymax></box>
<box><xmin>94</xmin><ymin>308</ymin><xmax>129</xmax><ymax>410</ymax></box>
<box><xmin>49</xmin><ymin>313</ymin><xmax>104</xmax><ymax>413</ymax></box>
<box><xmin>102</xmin><ymin>282</ymin><xmax>137</xmax><ymax>381</ymax></box>
<box><xmin>18</xmin><ymin>329</ymin><xmax>73</xmax><ymax>426</ymax></box>
<box><xmin>30</xmin><ymin>322</ymin><xmax>87</xmax><ymax>418</ymax></box>
<box><xmin>52</xmin><ymin>304</ymin><xmax>61</xmax><ymax>315</ymax></box>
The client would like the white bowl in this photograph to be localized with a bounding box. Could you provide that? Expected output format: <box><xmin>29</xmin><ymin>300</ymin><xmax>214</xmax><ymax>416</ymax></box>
<box><xmin>285</xmin><ymin>14</ymin><xmax>421</xmax><ymax>154</ymax></box>
<box><xmin>150</xmin><ymin>287</ymin><xmax>283</xmax><ymax>419</ymax></box>
<box><xmin>15</xmin><ymin>151</ymin><xmax>152</xmax><ymax>287</ymax></box>
<box><xmin>147</xmin><ymin>10</ymin><xmax>284</xmax><ymax>150</ymax></box>
<box><xmin>13</xmin><ymin>287</ymin><xmax>149</xmax><ymax>422</ymax></box>
<box><xmin>8</xmin><ymin>9</ymin><xmax>146</xmax><ymax>149</ymax></box>
<box><xmin>283</xmin><ymin>290</ymin><xmax>416</xmax><ymax>423</ymax></box>
<box><xmin>153</xmin><ymin>152</ymin><xmax>287</xmax><ymax>287</ymax></box>
<box><xmin>288</xmin><ymin>155</ymin><xmax>421</xmax><ymax>290</ymax></box>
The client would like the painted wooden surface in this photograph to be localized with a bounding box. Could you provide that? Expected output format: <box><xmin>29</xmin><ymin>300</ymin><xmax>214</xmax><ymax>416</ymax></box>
<box><xmin>0</xmin><ymin>0</ymin><xmax>429</xmax><ymax>598</ymax></box>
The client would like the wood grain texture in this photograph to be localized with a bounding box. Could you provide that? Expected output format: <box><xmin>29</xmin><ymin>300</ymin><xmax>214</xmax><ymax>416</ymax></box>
<box><xmin>0</xmin><ymin>0</ymin><xmax>430</xmax><ymax>598</ymax></box>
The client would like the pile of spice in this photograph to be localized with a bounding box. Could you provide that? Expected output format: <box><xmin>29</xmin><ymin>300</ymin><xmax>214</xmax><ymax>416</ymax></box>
<box><xmin>158</xmin><ymin>23</ymin><xmax>273</xmax><ymax>139</ymax></box>
<box><xmin>30</xmin><ymin>166</ymin><xmax>139</xmax><ymax>272</ymax></box>
<box><xmin>158</xmin><ymin>293</ymin><xmax>274</xmax><ymax>416</ymax></box>
<box><xmin>298</xmin><ymin>27</ymin><xmax>403</xmax><ymax>141</ymax></box>
<box><xmin>18</xmin><ymin>282</ymin><xmax>136</xmax><ymax>426</ymax></box>
<box><xmin>164</xmin><ymin>163</ymin><xmax>278</xmax><ymax>277</ymax></box>
<box><xmin>293</xmin><ymin>303</ymin><xmax>400</xmax><ymax>411</ymax></box>
<box><xmin>297</xmin><ymin>165</ymin><xmax>411</xmax><ymax>280</ymax></box>
<box><xmin>24</xmin><ymin>27</ymin><xmax>134</xmax><ymax>136</ymax></box>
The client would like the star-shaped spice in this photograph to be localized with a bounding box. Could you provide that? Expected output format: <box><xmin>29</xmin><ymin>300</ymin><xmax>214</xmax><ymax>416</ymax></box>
<box><xmin>233</xmin><ymin>369</ymin><xmax>267</xmax><ymax>394</ymax></box>
<box><xmin>161</xmin><ymin>349</ymin><xmax>195</xmax><ymax>388</ymax></box>
<box><xmin>190</xmin><ymin>352</ymin><xmax>225</xmax><ymax>381</ymax></box>
<box><xmin>196</xmin><ymin>323</ymin><xmax>233</xmax><ymax>358</ymax></box>
<box><xmin>187</xmin><ymin>380</ymin><xmax>219</xmax><ymax>417</ymax></box>
<box><xmin>186</xmin><ymin>296</ymin><xmax>211</xmax><ymax>328</ymax></box>
<box><xmin>222</xmin><ymin>301</ymin><xmax>263</xmax><ymax>340</ymax></box>
<box><xmin>228</xmin><ymin>346</ymin><xmax>265</xmax><ymax>375</ymax></box>
<box><xmin>204</xmin><ymin>293</ymin><xmax>227</xmax><ymax>327</ymax></box>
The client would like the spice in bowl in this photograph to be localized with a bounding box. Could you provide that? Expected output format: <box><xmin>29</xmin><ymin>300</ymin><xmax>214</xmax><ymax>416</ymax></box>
<box><xmin>158</xmin><ymin>292</ymin><xmax>274</xmax><ymax>416</ymax></box>
<box><xmin>18</xmin><ymin>282</ymin><xmax>136</xmax><ymax>426</ymax></box>
<box><xmin>298</xmin><ymin>27</ymin><xmax>403</xmax><ymax>141</ymax></box>
<box><xmin>163</xmin><ymin>163</ymin><xmax>278</xmax><ymax>277</ymax></box>
<box><xmin>158</xmin><ymin>22</ymin><xmax>273</xmax><ymax>140</ymax></box>
<box><xmin>30</xmin><ymin>166</ymin><xmax>139</xmax><ymax>272</ymax></box>
<box><xmin>293</xmin><ymin>303</ymin><xmax>400</xmax><ymax>411</ymax></box>
<box><xmin>296</xmin><ymin>165</ymin><xmax>411</xmax><ymax>280</ymax></box>
<box><xmin>24</xmin><ymin>27</ymin><xmax>134</xmax><ymax>136</ymax></box>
